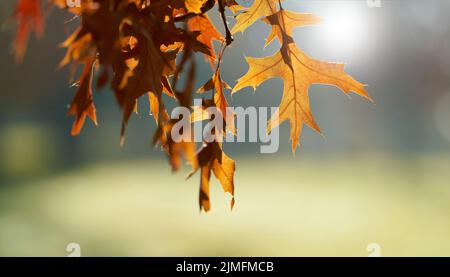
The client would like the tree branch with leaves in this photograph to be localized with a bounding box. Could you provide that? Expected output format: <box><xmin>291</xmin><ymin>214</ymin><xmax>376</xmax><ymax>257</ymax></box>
<box><xmin>10</xmin><ymin>0</ymin><xmax>371</xmax><ymax>212</ymax></box>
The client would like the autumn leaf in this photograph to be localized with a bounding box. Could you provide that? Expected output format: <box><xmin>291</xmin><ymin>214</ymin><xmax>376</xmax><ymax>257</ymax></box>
<box><xmin>263</xmin><ymin>9</ymin><xmax>322</xmax><ymax>47</ymax></box>
<box><xmin>188</xmin><ymin>141</ymin><xmax>235</xmax><ymax>212</ymax></box>
<box><xmin>148</xmin><ymin>76</ymin><xmax>175</xmax><ymax>123</ymax></box>
<box><xmin>13</xmin><ymin>0</ymin><xmax>44</xmax><ymax>62</ymax></box>
<box><xmin>233</xmin><ymin>8</ymin><xmax>371</xmax><ymax>152</ymax></box>
<box><xmin>231</xmin><ymin>0</ymin><xmax>278</xmax><ymax>34</ymax></box>
<box><xmin>67</xmin><ymin>59</ymin><xmax>98</xmax><ymax>136</ymax></box>
<box><xmin>9</xmin><ymin>0</ymin><xmax>372</xmax><ymax>212</ymax></box>
<box><xmin>59</xmin><ymin>28</ymin><xmax>97</xmax><ymax>67</ymax></box>
<box><xmin>153</xmin><ymin>118</ymin><xmax>198</xmax><ymax>172</ymax></box>
<box><xmin>184</xmin><ymin>0</ymin><xmax>208</xmax><ymax>14</ymax></box>
<box><xmin>187</xmin><ymin>14</ymin><xmax>224</xmax><ymax>67</ymax></box>
<box><xmin>115</xmin><ymin>34</ymin><xmax>174</xmax><ymax>143</ymax></box>
<box><xmin>197</xmin><ymin>70</ymin><xmax>236</xmax><ymax>135</ymax></box>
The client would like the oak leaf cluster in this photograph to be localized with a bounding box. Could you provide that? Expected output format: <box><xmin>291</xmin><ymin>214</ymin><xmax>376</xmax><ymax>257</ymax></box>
<box><xmin>11</xmin><ymin>0</ymin><xmax>370</xmax><ymax>212</ymax></box>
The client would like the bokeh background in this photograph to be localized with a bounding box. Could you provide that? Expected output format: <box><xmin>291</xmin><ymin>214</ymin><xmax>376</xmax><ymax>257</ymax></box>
<box><xmin>1</xmin><ymin>0</ymin><xmax>450</xmax><ymax>256</ymax></box>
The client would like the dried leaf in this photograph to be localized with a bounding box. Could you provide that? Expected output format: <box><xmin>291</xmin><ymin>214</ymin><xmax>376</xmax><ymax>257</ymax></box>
<box><xmin>10</xmin><ymin>0</ymin><xmax>371</xmax><ymax>213</ymax></box>
<box><xmin>67</xmin><ymin>59</ymin><xmax>98</xmax><ymax>136</ymax></box>
<box><xmin>13</xmin><ymin>0</ymin><xmax>44</xmax><ymax>62</ymax></box>
<box><xmin>188</xmin><ymin>141</ymin><xmax>235</xmax><ymax>212</ymax></box>
<box><xmin>197</xmin><ymin>70</ymin><xmax>236</xmax><ymax>135</ymax></box>
<box><xmin>188</xmin><ymin>14</ymin><xmax>224</xmax><ymax>67</ymax></box>
<box><xmin>231</xmin><ymin>0</ymin><xmax>277</xmax><ymax>34</ymax></box>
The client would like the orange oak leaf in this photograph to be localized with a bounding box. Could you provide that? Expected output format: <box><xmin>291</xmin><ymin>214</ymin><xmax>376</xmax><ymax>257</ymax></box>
<box><xmin>116</xmin><ymin>35</ymin><xmax>175</xmax><ymax>142</ymax></box>
<box><xmin>188</xmin><ymin>141</ymin><xmax>235</xmax><ymax>212</ymax></box>
<box><xmin>263</xmin><ymin>9</ymin><xmax>322</xmax><ymax>47</ymax></box>
<box><xmin>13</xmin><ymin>0</ymin><xmax>44</xmax><ymax>62</ymax></box>
<box><xmin>152</xmin><ymin>118</ymin><xmax>198</xmax><ymax>172</ymax></box>
<box><xmin>67</xmin><ymin>59</ymin><xmax>98</xmax><ymax>136</ymax></box>
<box><xmin>187</xmin><ymin>14</ymin><xmax>224</xmax><ymax>67</ymax></box>
<box><xmin>8</xmin><ymin>0</ymin><xmax>372</xmax><ymax>213</ymax></box>
<box><xmin>148</xmin><ymin>76</ymin><xmax>175</xmax><ymax>123</ymax></box>
<box><xmin>197</xmin><ymin>70</ymin><xmax>236</xmax><ymax>135</ymax></box>
<box><xmin>231</xmin><ymin>0</ymin><xmax>277</xmax><ymax>34</ymax></box>
<box><xmin>233</xmin><ymin>7</ymin><xmax>371</xmax><ymax>152</ymax></box>
<box><xmin>233</xmin><ymin>39</ymin><xmax>370</xmax><ymax>152</ymax></box>
<box><xmin>59</xmin><ymin>28</ymin><xmax>97</xmax><ymax>67</ymax></box>
<box><xmin>185</xmin><ymin>0</ymin><xmax>208</xmax><ymax>14</ymax></box>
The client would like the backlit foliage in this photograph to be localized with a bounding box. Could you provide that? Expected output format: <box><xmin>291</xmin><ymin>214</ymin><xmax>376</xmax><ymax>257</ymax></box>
<box><xmin>11</xmin><ymin>0</ymin><xmax>370</xmax><ymax>212</ymax></box>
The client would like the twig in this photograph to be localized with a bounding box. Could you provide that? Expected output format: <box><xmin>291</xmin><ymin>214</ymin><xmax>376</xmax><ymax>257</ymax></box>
<box><xmin>218</xmin><ymin>0</ymin><xmax>233</xmax><ymax>45</ymax></box>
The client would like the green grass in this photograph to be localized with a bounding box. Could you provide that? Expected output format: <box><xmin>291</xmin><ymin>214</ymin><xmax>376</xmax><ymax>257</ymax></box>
<box><xmin>1</xmin><ymin>153</ymin><xmax>450</xmax><ymax>256</ymax></box>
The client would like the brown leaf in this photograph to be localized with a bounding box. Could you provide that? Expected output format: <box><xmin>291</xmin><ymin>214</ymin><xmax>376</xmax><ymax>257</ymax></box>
<box><xmin>67</xmin><ymin>59</ymin><xmax>98</xmax><ymax>136</ymax></box>
<box><xmin>153</xmin><ymin>118</ymin><xmax>197</xmax><ymax>171</ymax></box>
<box><xmin>197</xmin><ymin>70</ymin><xmax>236</xmax><ymax>135</ymax></box>
<box><xmin>59</xmin><ymin>28</ymin><xmax>97</xmax><ymax>67</ymax></box>
<box><xmin>187</xmin><ymin>14</ymin><xmax>224</xmax><ymax>67</ymax></box>
<box><xmin>13</xmin><ymin>0</ymin><xmax>44</xmax><ymax>62</ymax></box>
<box><xmin>189</xmin><ymin>141</ymin><xmax>235</xmax><ymax>212</ymax></box>
<box><xmin>9</xmin><ymin>0</ymin><xmax>372</xmax><ymax>214</ymax></box>
<box><xmin>115</xmin><ymin>34</ymin><xmax>173</xmax><ymax>142</ymax></box>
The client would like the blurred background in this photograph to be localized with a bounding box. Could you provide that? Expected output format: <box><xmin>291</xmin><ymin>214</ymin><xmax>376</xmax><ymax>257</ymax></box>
<box><xmin>1</xmin><ymin>0</ymin><xmax>450</xmax><ymax>256</ymax></box>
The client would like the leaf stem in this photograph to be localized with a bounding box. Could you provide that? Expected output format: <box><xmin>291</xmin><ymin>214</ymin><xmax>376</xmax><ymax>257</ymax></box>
<box><xmin>218</xmin><ymin>0</ymin><xmax>233</xmax><ymax>46</ymax></box>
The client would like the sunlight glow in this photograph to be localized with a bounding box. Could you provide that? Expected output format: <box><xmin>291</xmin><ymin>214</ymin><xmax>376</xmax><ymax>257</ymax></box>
<box><xmin>317</xmin><ymin>2</ymin><xmax>370</xmax><ymax>56</ymax></box>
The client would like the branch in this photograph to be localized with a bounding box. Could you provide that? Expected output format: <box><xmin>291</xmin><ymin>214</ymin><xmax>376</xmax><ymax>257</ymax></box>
<box><xmin>218</xmin><ymin>0</ymin><xmax>233</xmax><ymax>45</ymax></box>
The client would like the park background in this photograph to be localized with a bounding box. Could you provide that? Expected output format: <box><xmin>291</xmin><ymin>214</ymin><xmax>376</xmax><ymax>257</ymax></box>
<box><xmin>1</xmin><ymin>0</ymin><xmax>450</xmax><ymax>256</ymax></box>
